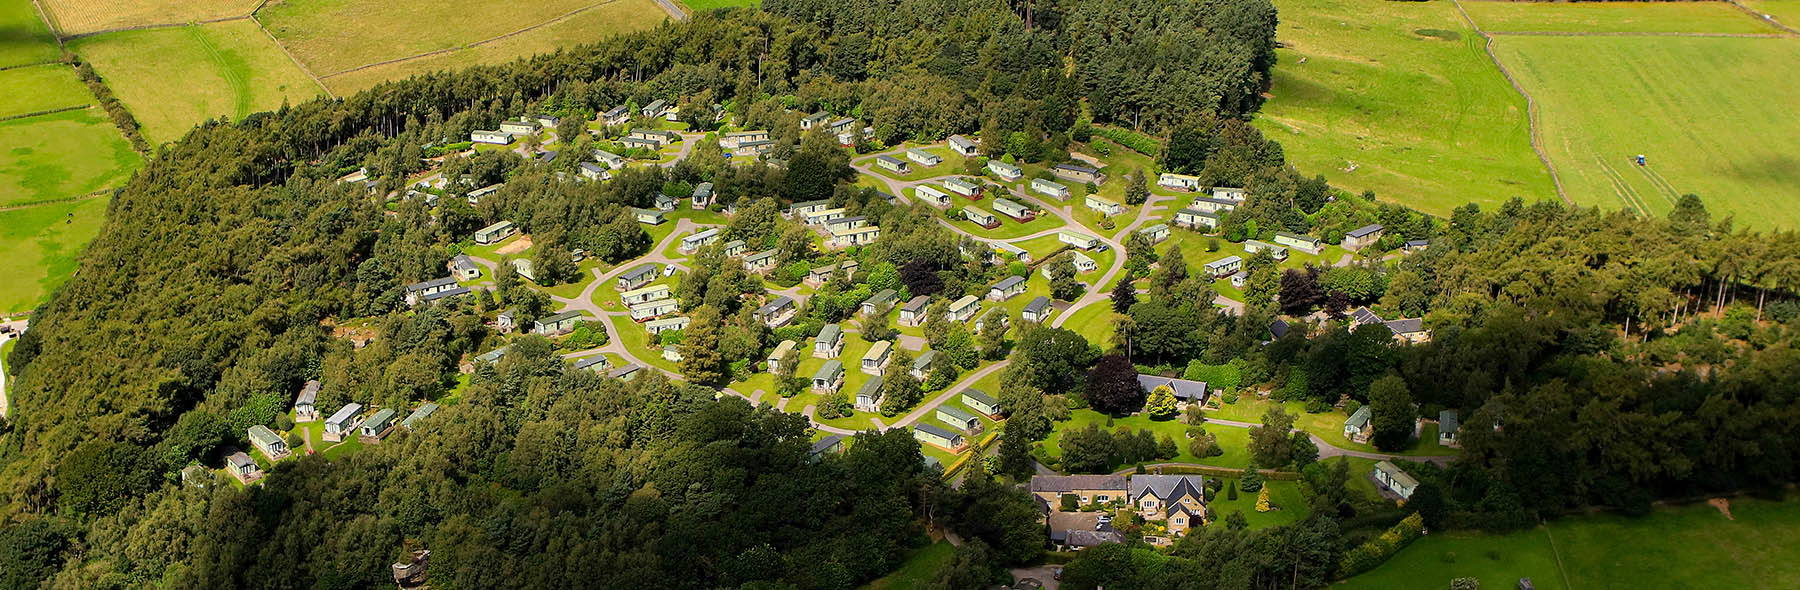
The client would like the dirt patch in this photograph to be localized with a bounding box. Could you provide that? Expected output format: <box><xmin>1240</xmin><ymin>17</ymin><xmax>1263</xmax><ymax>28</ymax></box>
<box><xmin>1708</xmin><ymin>497</ymin><xmax>1734</xmax><ymax>520</ymax></box>
<box><xmin>496</xmin><ymin>235</ymin><xmax>534</xmax><ymax>255</ymax></box>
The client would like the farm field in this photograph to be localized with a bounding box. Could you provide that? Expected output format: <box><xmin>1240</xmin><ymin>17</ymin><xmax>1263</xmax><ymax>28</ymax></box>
<box><xmin>0</xmin><ymin>64</ymin><xmax>92</xmax><ymax>117</ymax></box>
<box><xmin>1489</xmin><ymin>36</ymin><xmax>1800</xmax><ymax>229</ymax></box>
<box><xmin>679</xmin><ymin>0</ymin><xmax>757</xmax><ymax>12</ymax></box>
<box><xmin>1741</xmin><ymin>0</ymin><xmax>1800</xmax><ymax>26</ymax></box>
<box><xmin>0</xmin><ymin>108</ymin><xmax>140</xmax><ymax>207</ymax></box>
<box><xmin>1343</xmin><ymin>495</ymin><xmax>1800</xmax><ymax>590</ymax></box>
<box><xmin>38</xmin><ymin>0</ymin><xmax>260</xmax><ymax>36</ymax></box>
<box><xmin>1254</xmin><ymin>0</ymin><xmax>1554</xmax><ymax>216</ymax></box>
<box><xmin>278</xmin><ymin>0</ymin><xmax>671</xmax><ymax>93</ymax></box>
<box><xmin>68</xmin><ymin>20</ymin><xmax>325</xmax><ymax>145</ymax></box>
<box><xmin>1462</xmin><ymin>0</ymin><xmax>1781</xmax><ymax>34</ymax></box>
<box><xmin>0</xmin><ymin>0</ymin><xmax>62</xmax><ymax>66</ymax></box>
<box><xmin>0</xmin><ymin>197</ymin><xmax>109</xmax><ymax>313</ymax></box>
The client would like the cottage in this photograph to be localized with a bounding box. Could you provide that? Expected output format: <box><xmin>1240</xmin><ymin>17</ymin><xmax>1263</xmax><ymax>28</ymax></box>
<box><xmin>1438</xmin><ymin>410</ymin><xmax>1461</xmax><ymax>448</ymax></box>
<box><xmin>629</xmin><ymin>299</ymin><xmax>679</xmax><ymax>320</ymax></box>
<box><xmin>875</xmin><ymin>155</ymin><xmax>910</xmax><ymax>174</ymax></box>
<box><xmin>963</xmin><ymin>389</ymin><xmax>1001</xmax><ymax>417</ymax></box>
<box><xmin>533</xmin><ymin>311</ymin><xmax>584</xmax><ymax>335</ymax></box>
<box><xmin>1053</xmin><ymin>163</ymin><xmax>1103</xmax><ymax>184</ymax></box>
<box><xmin>910</xmin><ymin>350</ymin><xmax>937</xmax><ymax>380</ymax></box>
<box><xmin>641</xmin><ymin>99</ymin><xmax>670</xmax><ymax>119</ymax></box>
<box><xmin>815</xmin><ymin>324</ymin><xmax>845</xmax><ymax>358</ymax></box>
<box><xmin>948</xmin><ymin>295</ymin><xmax>981</xmax><ymax>322</ymax></box>
<box><xmin>471</xmin><ymin>130</ymin><xmax>512</xmax><ymax>144</ymax></box>
<box><xmin>1085</xmin><ymin>195</ymin><xmax>1124</xmax><ymax>216</ymax></box>
<box><xmin>963</xmin><ymin>206</ymin><xmax>1000</xmax><ymax>229</ymax></box>
<box><xmin>1028</xmin><ymin>474</ymin><xmax>1129</xmax><ymax>506</ymax></box>
<box><xmin>988</xmin><ymin>275</ymin><xmax>1027</xmax><ymax>300</ymax></box>
<box><xmin>948</xmin><ymin>135</ymin><xmax>980</xmax><ymax>156</ymax></box>
<box><xmin>324</xmin><ymin>403</ymin><xmax>364</xmax><ymax>442</ymax></box>
<box><xmin>937</xmin><ymin>406</ymin><xmax>982</xmax><ymax>432</ymax></box>
<box><xmin>401</xmin><ymin>402</ymin><xmax>440</xmax><ymax>429</ymax></box>
<box><xmin>603</xmin><ymin>105</ymin><xmax>631</xmax><ymax>126</ymax></box>
<box><xmin>719</xmin><ymin>130</ymin><xmax>769</xmax><ymax>148</ymax></box>
<box><xmin>248</xmin><ymin>425</ymin><xmax>289</xmax><ymax>460</ymax></box>
<box><xmin>227</xmin><ymin>451</ymin><xmax>261</xmax><ymax>482</ymax></box>
<box><xmin>616</xmin><ymin>264</ymin><xmax>658</xmax><ymax>291</ymax></box>
<box><xmin>1344</xmin><ymin>224</ymin><xmax>1386</xmax><ymax>251</ymax></box>
<box><xmin>1386</xmin><ymin>318</ymin><xmax>1431</xmax><ymax>344</ymax></box>
<box><xmin>361</xmin><ymin>408</ymin><xmax>398</xmax><ymax>439</ymax></box>
<box><xmin>1029</xmin><ymin>178</ymin><xmax>1070</xmax><ymax>200</ymax></box>
<box><xmin>1373</xmin><ymin>461</ymin><xmax>1419</xmax><ymax>499</ymax></box>
<box><xmin>404</xmin><ymin>277</ymin><xmax>468</xmax><ymax>306</ymax></box>
<box><xmin>1344</xmin><ymin>406</ymin><xmax>1373</xmax><ymax>444</ymax></box>
<box><xmin>914</xmin><ymin>185</ymin><xmax>952</xmax><ymax>206</ymax></box>
<box><xmin>944</xmin><ymin>177</ymin><xmax>982</xmax><ymax>198</ymax></box>
<box><xmin>621</xmin><ymin>284</ymin><xmax>672</xmax><ymax>306</ymax></box>
<box><xmin>1136</xmin><ymin>375</ymin><xmax>1208</xmax><ymax>405</ymax></box>
<box><xmin>862</xmin><ymin>340</ymin><xmax>893</xmax><ymax>375</ymax></box>
<box><xmin>736</xmin><ymin>139</ymin><xmax>776</xmax><ymax>155</ymax></box>
<box><xmin>1244</xmin><ymin>239</ymin><xmax>1290</xmax><ymax>261</ymax></box>
<box><xmin>1158</xmin><ymin>173</ymin><xmax>1201</xmax><ymax>191</ymax></box>
<box><xmin>993</xmin><ymin>198</ymin><xmax>1033</xmax><ymax>220</ymax></box>
<box><xmin>1273</xmin><ymin>232</ymin><xmax>1324</xmax><ymax>254</ymax></box>
<box><xmin>829</xmin><ymin>225</ymin><xmax>881</xmax><ymax>248</ymax></box>
<box><xmin>898</xmin><ymin>296</ymin><xmax>931</xmax><ymax>326</ymax></box>
<box><xmin>1212</xmin><ymin>186</ymin><xmax>1248</xmax><ymax>202</ymax></box>
<box><xmin>294</xmin><ymin>380</ymin><xmax>320</xmax><ymax>422</ymax></box>
<box><xmin>854</xmin><ymin>377</ymin><xmax>885</xmax><ymax>412</ymax></box>
<box><xmin>861</xmin><ymin>289</ymin><xmax>899</xmax><ymax>315</ymax></box>
<box><xmin>1204</xmin><ymin>256</ymin><xmax>1243</xmax><ymax>277</ymax></box>
<box><xmin>1059</xmin><ymin>230</ymin><xmax>1103</xmax><ymax>250</ymax></box>
<box><xmin>1021</xmin><ymin>296</ymin><xmax>1054</xmax><ymax>323</ymax></box>
<box><xmin>987</xmin><ymin>160</ymin><xmax>1024</xmax><ymax>181</ymax></box>
<box><xmin>1189</xmin><ymin>196</ymin><xmax>1237</xmax><ymax>214</ymax></box>
<box><xmin>1175</xmin><ymin>208</ymin><xmax>1220</xmax><ymax>230</ymax></box>
<box><xmin>914</xmin><ymin>424</ymin><xmax>965</xmax><ymax>450</ymax></box>
<box><xmin>905</xmin><ymin>148</ymin><xmax>942</xmax><ymax>167</ymax></box>
<box><xmin>803</xmin><ymin>207</ymin><xmax>847</xmax><ymax>226</ymax></box>
<box><xmin>500</xmin><ymin>119</ymin><xmax>538</xmax><ymax>135</ymax></box>
<box><xmin>473</xmin><ymin>221</ymin><xmax>516</xmax><ymax>245</ymax></box>
<box><xmin>679</xmin><ymin>228</ymin><xmax>721</xmax><ymax>252</ymax></box>
<box><xmin>811</xmin><ymin>360</ymin><xmax>846</xmax><ymax>393</ymax></box>
<box><xmin>745</xmin><ymin>250</ymin><xmax>777</xmax><ymax>273</ymax></box>
<box><xmin>767</xmin><ymin>340</ymin><xmax>797</xmax><ymax>372</ymax></box>
<box><xmin>753</xmin><ymin>295</ymin><xmax>796</xmax><ymax>328</ymax></box>
<box><xmin>1131</xmin><ymin>475</ymin><xmax>1209</xmax><ymax>534</ymax></box>
<box><xmin>645</xmin><ymin>316</ymin><xmax>690</xmax><ymax>335</ymax></box>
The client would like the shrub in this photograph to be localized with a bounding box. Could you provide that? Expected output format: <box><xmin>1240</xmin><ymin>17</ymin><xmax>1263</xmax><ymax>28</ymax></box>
<box><xmin>1092</xmin><ymin>127</ymin><xmax>1161</xmax><ymax>156</ymax></box>
<box><xmin>1338</xmin><ymin>513</ymin><xmax>1427</xmax><ymax>577</ymax></box>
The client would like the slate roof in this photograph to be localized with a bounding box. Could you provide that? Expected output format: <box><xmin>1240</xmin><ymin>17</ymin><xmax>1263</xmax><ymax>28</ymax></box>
<box><xmin>1029</xmin><ymin>474</ymin><xmax>1129</xmax><ymax>493</ymax></box>
<box><xmin>1269</xmin><ymin>318</ymin><xmax>1290</xmax><ymax>339</ymax></box>
<box><xmin>1439</xmin><ymin>409</ymin><xmax>1460</xmax><ymax>436</ymax></box>
<box><xmin>1136</xmin><ymin>375</ymin><xmax>1208</xmax><ymax>401</ymax></box>
<box><xmin>1129</xmin><ymin>475</ymin><xmax>1208</xmax><ymax>503</ymax></box>
<box><xmin>1347</xmin><ymin>224</ymin><xmax>1385</xmax><ymax>239</ymax></box>
<box><xmin>405</xmin><ymin>277</ymin><xmax>459</xmax><ymax>292</ymax></box>
<box><xmin>1351</xmin><ymin>307</ymin><xmax>1385</xmax><ymax>326</ymax></box>
<box><xmin>1024</xmin><ymin>296</ymin><xmax>1051</xmax><ymax>316</ymax></box>
<box><xmin>1386</xmin><ymin>318</ymin><xmax>1425</xmax><ymax>335</ymax></box>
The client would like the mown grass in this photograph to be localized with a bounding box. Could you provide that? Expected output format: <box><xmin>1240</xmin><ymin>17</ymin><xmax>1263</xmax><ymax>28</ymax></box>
<box><xmin>1490</xmin><ymin>36</ymin><xmax>1800</xmax><ymax>229</ymax></box>
<box><xmin>864</xmin><ymin>540</ymin><xmax>955</xmax><ymax>590</ymax></box>
<box><xmin>68</xmin><ymin>20</ymin><xmax>325</xmax><ymax>144</ymax></box>
<box><xmin>1462</xmin><ymin>0</ymin><xmax>1780</xmax><ymax>34</ymax></box>
<box><xmin>1741</xmin><ymin>0</ymin><xmax>1800</xmax><ymax>27</ymax></box>
<box><xmin>0</xmin><ymin>196</ymin><xmax>110</xmax><ymax>313</ymax></box>
<box><xmin>679</xmin><ymin>0</ymin><xmax>758</xmax><ymax>12</ymax></box>
<box><xmin>0</xmin><ymin>108</ymin><xmax>140</xmax><ymax>207</ymax></box>
<box><xmin>0</xmin><ymin>64</ymin><xmax>93</xmax><ymax>117</ymax></box>
<box><xmin>38</xmin><ymin>0</ymin><xmax>260</xmax><ymax>36</ymax></box>
<box><xmin>1254</xmin><ymin>0</ymin><xmax>1554</xmax><ymax>216</ymax></box>
<box><xmin>0</xmin><ymin>0</ymin><xmax>63</xmax><ymax>67</ymax></box>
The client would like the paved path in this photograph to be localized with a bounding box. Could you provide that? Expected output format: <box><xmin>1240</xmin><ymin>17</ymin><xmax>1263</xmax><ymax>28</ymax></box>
<box><xmin>887</xmin><ymin>360</ymin><xmax>1009</xmax><ymax>429</ymax></box>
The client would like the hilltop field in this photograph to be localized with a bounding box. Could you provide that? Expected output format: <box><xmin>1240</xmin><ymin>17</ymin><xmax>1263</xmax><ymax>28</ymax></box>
<box><xmin>1259</xmin><ymin>0</ymin><xmax>1800</xmax><ymax>228</ymax></box>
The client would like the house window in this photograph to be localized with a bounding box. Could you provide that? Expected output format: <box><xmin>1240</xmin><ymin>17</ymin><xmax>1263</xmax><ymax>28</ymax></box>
<box><xmin>1173</xmin><ymin>517</ymin><xmax>1185</xmax><ymax>525</ymax></box>
<box><xmin>1095</xmin><ymin>495</ymin><xmax>1109</xmax><ymax>502</ymax></box>
<box><xmin>1080</xmin><ymin>496</ymin><xmax>1089</xmax><ymax>503</ymax></box>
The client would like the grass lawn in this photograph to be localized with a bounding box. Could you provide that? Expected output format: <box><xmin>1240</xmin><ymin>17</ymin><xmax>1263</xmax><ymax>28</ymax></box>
<box><xmin>1742</xmin><ymin>0</ymin><xmax>1800</xmax><ymax>26</ymax></box>
<box><xmin>39</xmin><ymin>0</ymin><xmax>260</xmax><ymax>36</ymax></box>
<box><xmin>1207</xmin><ymin>479</ymin><xmax>1310</xmax><ymax>529</ymax></box>
<box><xmin>0</xmin><ymin>65</ymin><xmax>95</xmax><ymax>117</ymax></box>
<box><xmin>603</xmin><ymin>314</ymin><xmax>681</xmax><ymax>374</ymax></box>
<box><xmin>1204</xmin><ymin>396</ymin><xmax>1458</xmax><ymax>457</ymax></box>
<box><xmin>0</xmin><ymin>0</ymin><xmax>62</xmax><ymax>67</ymax></box>
<box><xmin>314</xmin><ymin>0</ymin><xmax>670</xmax><ymax>93</ymax></box>
<box><xmin>0</xmin><ymin>196</ymin><xmax>110</xmax><ymax>313</ymax></box>
<box><xmin>1039</xmin><ymin>409</ymin><xmax>1255</xmax><ymax>469</ymax></box>
<box><xmin>1253</xmin><ymin>0</ymin><xmax>1555</xmax><ymax>216</ymax></box>
<box><xmin>68</xmin><ymin>20</ymin><xmax>326</xmax><ymax>144</ymax></box>
<box><xmin>0</xmin><ymin>108</ymin><xmax>140</xmax><ymax>208</ymax></box>
<box><xmin>855</xmin><ymin>145</ymin><xmax>968</xmax><ymax>182</ymax></box>
<box><xmin>538</xmin><ymin>258</ymin><xmax>615</xmax><ymax>299</ymax></box>
<box><xmin>1461</xmin><ymin>0</ymin><xmax>1781</xmax><ymax>34</ymax></box>
<box><xmin>864</xmin><ymin>540</ymin><xmax>954</xmax><ymax>590</ymax></box>
<box><xmin>1062</xmin><ymin>300</ymin><xmax>1121</xmax><ymax>348</ymax></box>
<box><xmin>679</xmin><ymin>0</ymin><xmax>759</xmax><ymax>12</ymax></box>
<box><xmin>937</xmin><ymin>191</ymin><xmax>1068</xmax><ymax>240</ymax></box>
<box><xmin>1488</xmin><ymin>35</ymin><xmax>1800</xmax><ymax>229</ymax></box>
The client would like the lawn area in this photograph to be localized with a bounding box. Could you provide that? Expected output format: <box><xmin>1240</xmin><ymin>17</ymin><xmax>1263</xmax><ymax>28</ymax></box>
<box><xmin>1254</xmin><ymin>0</ymin><xmax>1554</xmax><ymax>216</ymax></box>
<box><xmin>1461</xmin><ymin>0</ymin><xmax>1780</xmax><ymax>34</ymax></box>
<box><xmin>603</xmin><ymin>314</ymin><xmax>681</xmax><ymax>374</ymax></box>
<box><xmin>1206</xmin><ymin>479</ymin><xmax>1309</xmax><ymax>529</ymax></box>
<box><xmin>1039</xmin><ymin>409</ymin><xmax>1255</xmax><ymax>470</ymax></box>
<box><xmin>1203</xmin><ymin>396</ymin><xmax>1458</xmax><ymax>457</ymax></box>
<box><xmin>1742</xmin><ymin>0</ymin><xmax>1800</xmax><ymax>26</ymax></box>
<box><xmin>39</xmin><ymin>0</ymin><xmax>260</xmax><ymax>36</ymax></box>
<box><xmin>312</xmin><ymin>0</ymin><xmax>670</xmax><ymax>93</ymax></box>
<box><xmin>538</xmin><ymin>258</ymin><xmax>615</xmax><ymax>299</ymax></box>
<box><xmin>1489</xmin><ymin>35</ymin><xmax>1800</xmax><ymax>229</ymax></box>
<box><xmin>0</xmin><ymin>0</ymin><xmax>62</xmax><ymax>67</ymax></box>
<box><xmin>0</xmin><ymin>65</ymin><xmax>94</xmax><ymax>117</ymax></box>
<box><xmin>937</xmin><ymin>191</ymin><xmax>1069</xmax><ymax>240</ymax></box>
<box><xmin>864</xmin><ymin>540</ymin><xmax>955</xmax><ymax>590</ymax></box>
<box><xmin>1061</xmin><ymin>300</ymin><xmax>1121</xmax><ymax>348</ymax></box>
<box><xmin>68</xmin><ymin>20</ymin><xmax>326</xmax><ymax>144</ymax></box>
<box><xmin>854</xmin><ymin>145</ymin><xmax>968</xmax><ymax>182</ymax></box>
<box><xmin>1345</xmin><ymin>495</ymin><xmax>1800</xmax><ymax>589</ymax></box>
<box><xmin>0</xmin><ymin>196</ymin><xmax>110</xmax><ymax>313</ymax></box>
<box><xmin>0</xmin><ymin>108</ymin><xmax>141</xmax><ymax>207</ymax></box>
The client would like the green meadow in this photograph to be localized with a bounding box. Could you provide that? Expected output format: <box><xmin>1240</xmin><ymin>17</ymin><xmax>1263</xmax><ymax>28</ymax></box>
<box><xmin>1254</xmin><ymin>0</ymin><xmax>1555</xmax><ymax>216</ymax></box>
<box><xmin>0</xmin><ymin>108</ymin><xmax>140</xmax><ymax>207</ymax></box>
<box><xmin>0</xmin><ymin>196</ymin><xmax>109</xmax><ymax>313</ymax></box>
<box><xmin>0</xmin><ymin>64</ymin><xmax>93</xmax><ymax>117</ymax></box>
<box><xmin>1462</xmin><ymin>0</ymin><xmax>1781</xmax><ymax>34</ymax></box>
<box><xmin>0</xmin><ymin>0</ymin><xmax>62</xmax><ymax>67</ymax></box>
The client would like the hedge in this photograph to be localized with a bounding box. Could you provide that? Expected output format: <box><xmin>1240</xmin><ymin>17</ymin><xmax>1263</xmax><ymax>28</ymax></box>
<box><xmin>1093</xmin><ymin>126</ymin><xmax>1162</xmax><ymax>156</ymax></box>
<box><xmin>1337</xmin><ymin>512</ymin><xmax>1425</xmax><ymax>578</ymax></box>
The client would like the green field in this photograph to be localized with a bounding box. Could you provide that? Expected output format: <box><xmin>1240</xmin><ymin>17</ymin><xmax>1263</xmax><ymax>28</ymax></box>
<box><xmin>1490</xmin><ymin>36</ymin><xmax>1800</xmax><ymax>228</ymax></box>
<box><xmin>1254</xmin><ymin>0</ymin><xmax>1554</xmax><ymax>216</ymax></box>
<box><xmin>0</xmin><ymin>0</ymin><xmax>62</xmax><ymax>67</ymax></box>
<box><xmin>0</xmin><ymin>64</ymin><xmax>92</xmax><ymax>117</ymax></box>
<box><xmin>864</xmin><ymin>541</ymin><xmax>954</xmax><ymax>590</ymax></box>
<box><xmin>38</xmin><ymin>0</ymin><xmax>260</xmax><ymax>36</ymax></box>
<box><xmin>0</xmin><ymin>108</ymin><xmax>140</xmax><ymax>207</ymax></box>
<box><xmin>1742</xmin><ymin>0</ymin><xmax>1800</xmax><ymax>26</ymax></box>
<box><xmin>67</xmin><ymin>20</ymin><xmax>325</xmax><ymax>144</ymax></box>
<box><xmin>1462</xmin><ymin>0</ymin><xmax>1780</xmax><ymax>34</ymax></box>
<box><xmin>679</xmin><ymin>0</ymin><xmax>758</xmax><ymax>12</ymax></box>
<box><xmin>1344</xmin><ymin>495</ymin><xmax>1800</xmax><ymax>590</ymax></box>
<box><xmin>0</xmin><ymin>196</ymin><xmax>109</xmax><ymax>313</ymax></box>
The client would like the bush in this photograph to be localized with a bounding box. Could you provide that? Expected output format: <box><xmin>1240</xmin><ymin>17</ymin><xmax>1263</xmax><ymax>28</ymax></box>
<box><xmin>1221</xmin><ymin>390</ymin><xmax>1241</xmax><ymax>404</ymax></box>
<box><xmin>1092</xmin><ymin>126</ymin><xmax>1161</xmax><ymax>156</ymax></box>
<box><xmin>1183</xmin><ymin>360</ymin><xmax>1242</xmax><ymax>390</ymax></box>
<box><xmin>1304</xmin><ymin>398</ymin><xmax>1330</xmax><ymax>413</ymax></box>
<box><xmin>1338</xmin><ymin>513</ymin><xmax>1426</xmax><ymax>578</ymax></box>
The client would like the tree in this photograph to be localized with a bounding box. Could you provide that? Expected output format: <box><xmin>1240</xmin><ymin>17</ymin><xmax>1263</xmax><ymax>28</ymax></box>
<box><xmin>1187</xmin><ymin>427</ymin><xmax>1222</xmax><ymax>458</ymax></box>
<box><xmin>1085</xmin><ymin>354</ymin><xmax>1145</xmax><ymax>415</ymax></box>
<box><xmin>1009</xmin><ymin>326</ymin><xmax>1096</xmax><ymax>395</ymax></box>
<box><xmin>1239</xmin><ymin>460</ymin><xmax>1264</xmax><ymax>492</ymax></box>
<box><xmin>1368</xmin><ymin>375</ymin><xmax>1416</xmax><ymax>451</ymax></box>
<box><xmin>679</xmin><ymin>306</ymin><xmax>727</xmax><ymax>384</ymax></box>
<box><xmin>978</xmin><ymin>308</ymin><xmax>1009</xmax><ymax>359</ymax></box>
<box><xmin>997</xmin><ymin>426</ymin><xmax>1036</xmax><ymax>480</ymax></box>
<box><xmin>1255</xmin><ymin>486</ymin><xmax>1272</xmax><ymax>512</ymax></box>
<box><xmin>1047</xmin><ymin>255</ymin><xmax>1083</xmax><ymax>301</ymax></box>
<box><xmin>1153</xmin><ymin>245</ymin><xmax>1188</xmax><ymax>292</ymax></box>
<box><xmin>1123</xmin><ymin>232</ymin><xmax>1156</xmax><ymax>278</ymax></box>
<box><xmin>1279</xmin><ymin>268</ymin><xmax>1323</xmax><ymax>315</ymax></box>
<box><xmin>879</xmin><ymin>351</ymin><xmax>923</xmax><ymax>416</ymax></box>
<box><xmin>1110</xmin><ymin>277</ymin><xmax>1137</xmax><ymax>313</ymax></box>
<box><xmin>1248</xmin><ymin>405</ymin><xmax>1296</xmax><ymax>467</ymax></box>
<box><xmin>900</xmin><ymin>258</ymin><xmax>943</xmax><ymax>296</ymax></box>
<box><xmin>1289</xmin><ymin>431</ymin><xmax>1319</xmax><ymax>468</ymax></box>
<box><xmin>1124</xmin><ymin>168</ymin><xmax>1150</xmax><ymax>205</ymax></box>
<box><xmin>1410</xmin><ymin>482</ymin><xmax>1450</xmax><ymax>530</ymax></box>
<box><xmin>1144</xmin><ymin>385</ymin><xmax>1178</xmax><ymax>420</ymax></box>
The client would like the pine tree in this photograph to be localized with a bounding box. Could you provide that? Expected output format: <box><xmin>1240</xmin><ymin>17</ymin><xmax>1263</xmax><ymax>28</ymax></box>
<box><xmin>678</xmin><ymin>306</ymin><xmax>726</xmax><ymax>385</ymax></box>
<box><xmin>1110</xmin><ymin>277</ymin><xmax>1137</xmax><ymax>313</ymax></box>
<box><xmin>1255</xmin><ymin>485</ymin><xmax>1273</xmax><ymax>512</ymax></box>
<box><xmin>1124</xmin><ymin>168</ymin><xmax>1150</xmax><ymax>205</ymax></box>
